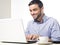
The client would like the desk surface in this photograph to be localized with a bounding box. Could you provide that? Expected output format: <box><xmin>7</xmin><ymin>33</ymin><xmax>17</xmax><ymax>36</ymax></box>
<box><xmin>0</xmin><ymin>42</ymin><xmax>37</xmax><ymax>45</ymax></box>
<box><xmin>0</xmin><ymin>42</ymin><xmax>60</xmax><ymax>45</ymax></box>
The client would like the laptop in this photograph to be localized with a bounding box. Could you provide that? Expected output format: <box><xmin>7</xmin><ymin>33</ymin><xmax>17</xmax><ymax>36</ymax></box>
<box><xmin>0</xmin><ymin>19</ymin><xmax>37</xmax><ymax>44</ymax></box>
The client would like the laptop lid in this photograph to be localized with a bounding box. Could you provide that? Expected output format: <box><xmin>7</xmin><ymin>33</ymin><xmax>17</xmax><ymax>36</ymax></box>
<box><xmin>0</xmin><ymin>19</ymin><xmax>27</xmax><ymax>43</ymax></box>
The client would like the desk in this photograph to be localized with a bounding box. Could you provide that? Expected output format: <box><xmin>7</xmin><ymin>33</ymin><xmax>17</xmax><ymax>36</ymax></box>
<box><xmin>0</xmin><ymin>42</ymin><xmax>37</xmax><ymax>45</ymax></box>
<box><xmin>0</xmin><ymin>42</ymin><xmax>60</xmax><ymax>45</ymax></box>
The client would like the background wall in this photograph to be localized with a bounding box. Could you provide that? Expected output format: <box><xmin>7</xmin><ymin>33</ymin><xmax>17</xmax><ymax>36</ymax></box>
<box><xmin>0</xmin><ymin>0</ymin><xmax>11</xmax><ymax>19</ymax></box>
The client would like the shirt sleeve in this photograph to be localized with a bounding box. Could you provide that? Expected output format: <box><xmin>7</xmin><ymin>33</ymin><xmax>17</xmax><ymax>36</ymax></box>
<box><xmin>51</xmin><ymin>19</ymin><xmax>60</xmax><ymax>41</ymax></box>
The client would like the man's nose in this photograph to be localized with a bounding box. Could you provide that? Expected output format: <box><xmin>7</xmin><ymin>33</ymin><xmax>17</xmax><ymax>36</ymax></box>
<box><xmin>31</xmin><ymin>11</ymin><xmax>35</xmax><ymax>15</ymax></box>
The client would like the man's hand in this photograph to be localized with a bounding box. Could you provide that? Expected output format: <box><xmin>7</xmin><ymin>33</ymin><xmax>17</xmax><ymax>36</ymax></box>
<box><xmin>26</xmin><ymin>34</ymin><xmax>39</xmax><ymax>41</ymax></box>
<box><xmin>48</xmin><ymin>38</ymin><xmax>52</xmax><ymax>42</ymax></box>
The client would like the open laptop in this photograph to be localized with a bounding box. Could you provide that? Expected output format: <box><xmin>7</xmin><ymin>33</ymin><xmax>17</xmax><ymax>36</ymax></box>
<box><xmin>0</xmin><ymin>19</ymin><xmax>37</xmax><ymax>44</ymax></box>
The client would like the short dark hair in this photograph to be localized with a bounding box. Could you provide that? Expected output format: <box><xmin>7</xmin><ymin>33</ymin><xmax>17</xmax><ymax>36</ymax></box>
<box><xmin>28</xmin><ymin>0</ymin><xmax>43</xmax><ymax>8</ymax></box>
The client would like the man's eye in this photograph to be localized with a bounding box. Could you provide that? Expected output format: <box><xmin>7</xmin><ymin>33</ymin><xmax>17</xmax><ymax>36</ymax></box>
<box><xmin>33</xmin><ymin>9</ymin><xmax>37</xmax><ymax>11</ymax></box>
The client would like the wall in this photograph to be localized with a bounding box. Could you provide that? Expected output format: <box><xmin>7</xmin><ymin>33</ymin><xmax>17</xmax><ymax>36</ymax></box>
<box><xmin>0</xmin><ymin>0</ymin><xmax>11</xmax><ymax>19</ymax></box>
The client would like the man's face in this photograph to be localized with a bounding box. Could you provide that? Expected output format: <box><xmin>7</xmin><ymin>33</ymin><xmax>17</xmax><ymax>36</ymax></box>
<box><xmin>29</xmin><ymin>4</ymin><xmax>43</xmax><ymax>19</ymax></box>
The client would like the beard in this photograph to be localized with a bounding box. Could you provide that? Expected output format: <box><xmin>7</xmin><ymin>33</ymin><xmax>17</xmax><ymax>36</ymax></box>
<box><xmin>34</xmin><ymin>14</ymin><xmax>41</xmax><ymax>22</ymax></box>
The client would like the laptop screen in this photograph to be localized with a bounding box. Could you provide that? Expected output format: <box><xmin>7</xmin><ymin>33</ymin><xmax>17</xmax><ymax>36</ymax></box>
<box><xmin>0</xmin><ymin>19</ymin><xmax>27</xmax><ymax>43</ymax></box>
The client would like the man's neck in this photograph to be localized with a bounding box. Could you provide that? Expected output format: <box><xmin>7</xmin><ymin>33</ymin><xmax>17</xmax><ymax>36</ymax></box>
<box><xmin>36</xmin><ymin>13</ymin><xmax>44</xmax><ymax>23</ymax></box>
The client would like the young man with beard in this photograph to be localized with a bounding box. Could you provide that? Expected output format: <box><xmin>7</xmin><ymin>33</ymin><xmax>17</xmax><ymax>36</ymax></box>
<box><xmin>25</xmin><ymin>0</ymin><xmax>60</xmax><ymax>42</ymax></box>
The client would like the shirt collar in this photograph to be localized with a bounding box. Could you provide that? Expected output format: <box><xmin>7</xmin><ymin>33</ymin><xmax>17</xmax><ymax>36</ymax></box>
<box><xmin>33</xmin><ymin>15</ymin><xmax>48</xmax><ymax>24</ymax></box>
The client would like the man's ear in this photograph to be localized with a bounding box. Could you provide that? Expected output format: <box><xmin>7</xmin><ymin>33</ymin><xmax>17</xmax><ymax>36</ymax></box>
<box><xmin>40</xmin><ymin>7</ymin><xmax>44</xmax><ymax>14</ymax></box>
<box><xmin>41</xmin><ymin>7</ymin><xmax>44</xmax><ymax>10</ymax></box>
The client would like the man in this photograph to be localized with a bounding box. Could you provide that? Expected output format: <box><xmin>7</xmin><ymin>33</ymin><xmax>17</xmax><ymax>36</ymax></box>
<box><xmin>25</xmin><ymin>0</ymin><xmax>60</xmax><ymax>41</ymax></box>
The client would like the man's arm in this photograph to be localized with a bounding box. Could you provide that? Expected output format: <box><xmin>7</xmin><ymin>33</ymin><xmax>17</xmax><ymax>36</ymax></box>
<box><xmin>51</xmin><ymin>19</ymin><xmax>60</xmax><ymax>41</ymax></box>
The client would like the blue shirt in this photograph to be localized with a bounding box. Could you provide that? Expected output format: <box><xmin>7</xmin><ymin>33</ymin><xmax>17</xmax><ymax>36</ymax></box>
<box><xmin>25</xmin><ymin>15</ymin><xmax>60</xmax><ymax>41</ymax></box>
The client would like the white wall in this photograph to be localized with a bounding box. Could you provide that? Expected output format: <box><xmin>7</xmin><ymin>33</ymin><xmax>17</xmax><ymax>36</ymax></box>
<box><xmin>12</xmin><ymin>0</ymin><xmax>60</xmax><ymax>30</ymax></box>
<box><xmin>0</xmin><ymin>0</ymin><xmax>11</xmax><ymax>19</ymax></box>
<box><xmin>11</xmin><ymin>0</ymin><xmax>32</xmax><ymax>30</ymax></box>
